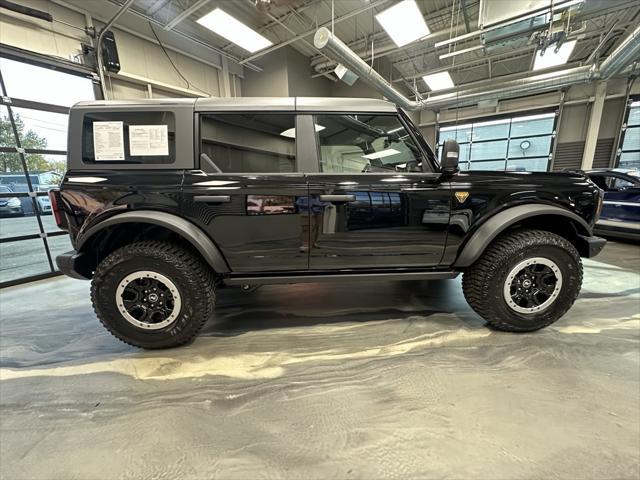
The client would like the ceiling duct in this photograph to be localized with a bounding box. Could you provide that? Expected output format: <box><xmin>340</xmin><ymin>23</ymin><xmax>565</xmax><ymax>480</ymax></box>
<box><xmin>599</xmin><ymin>24</ymin><xmax>640</xmax><ymax>79</ymax></box>
<box><xmin>313</xmin><ymin>26</ymin><xmax>640</xmax><ymax>111</ymax></box>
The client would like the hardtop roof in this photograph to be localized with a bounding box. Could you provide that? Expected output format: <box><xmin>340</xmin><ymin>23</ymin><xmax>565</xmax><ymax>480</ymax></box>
<box><xmin>73</xmin><ymin>97</ymin><xmax>398</xmax><ymax>113</ymax></box>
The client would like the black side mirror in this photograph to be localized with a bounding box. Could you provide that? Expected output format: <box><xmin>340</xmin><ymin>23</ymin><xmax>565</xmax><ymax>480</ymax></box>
<box><xmin>441</xmin><ymin>139</ymin><xmax>460</xmax><ymax>174</ymax></box>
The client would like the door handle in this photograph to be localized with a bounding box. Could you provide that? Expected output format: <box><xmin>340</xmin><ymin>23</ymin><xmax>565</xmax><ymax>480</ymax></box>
<box><xmin>194</xmin><ymin>195</ymin><xmax>231</xmax><ymax>204</ymax></box>
<box><xmin>319</xmin><ymin>194</ymin><xmax>356</xmax><ymax>203</ymax></box>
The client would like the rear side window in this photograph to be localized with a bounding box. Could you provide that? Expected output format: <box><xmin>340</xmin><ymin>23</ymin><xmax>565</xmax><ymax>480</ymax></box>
<box><xmin>314</xmin><ymin>114</ymin><xmax>426</xmax><ymax>173</ymax></box>
<box><xmin>199</xmin><ymin>113</ymin><xmax>296</xmax><ymax>173</ymax></box>
<box><xmin>82</xmin><ymin>111</ymin><xmax>176</xmax><ymax>164</ymax></box>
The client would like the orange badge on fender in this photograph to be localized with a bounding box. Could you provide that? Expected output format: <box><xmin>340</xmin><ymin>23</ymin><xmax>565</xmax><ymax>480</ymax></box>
<box><xmin>455</xmin><ymin>191</ymin><xmax>469</xmax><ymax>203</ymax></box>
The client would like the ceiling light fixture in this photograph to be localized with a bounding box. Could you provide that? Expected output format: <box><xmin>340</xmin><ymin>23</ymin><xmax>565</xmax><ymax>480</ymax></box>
<box><xmin>375</xmin><ymin>0</ymin><xmax>430</xmax><ymax>48</ymax></box>
<box><xmin>197</xmin><ymin>8</ymin><xmax>273</xmax><ymax>53</ymax></box>
<box><xmin>533</xmin><ymin>40</ymin><xmax>576</xmax><ymax>70</ymax></box>
<box><xmin>422</xmin><ymin>71</ymin><xmax>455</xmax><ymax>91</ymax></box>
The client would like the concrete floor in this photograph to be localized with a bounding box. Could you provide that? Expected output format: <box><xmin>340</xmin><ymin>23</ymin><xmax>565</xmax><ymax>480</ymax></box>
<box><xmin>1</xmin><ymin>240</ymin><xmax>639</xmax><ymax>480</ymax></box>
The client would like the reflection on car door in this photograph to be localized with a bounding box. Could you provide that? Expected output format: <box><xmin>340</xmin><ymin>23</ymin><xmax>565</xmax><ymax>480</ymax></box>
<box><xmin>182</xmin><ymin>112</ymin><xmax>309</xmax><ymax>272</ymax></box>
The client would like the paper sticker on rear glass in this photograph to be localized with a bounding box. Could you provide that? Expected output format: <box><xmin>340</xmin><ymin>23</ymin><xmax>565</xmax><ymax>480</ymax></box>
<box><xmin>129</xmin><ymin>125</ymin><xmax>169</xmax><ymax>156</ymax></box>
<box><xmin>93</xmin><ymin>121</ymin><xmax>124</xmax><ymax>160</ymax></box>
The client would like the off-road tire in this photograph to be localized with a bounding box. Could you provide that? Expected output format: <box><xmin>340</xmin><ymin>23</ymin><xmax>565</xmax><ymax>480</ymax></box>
<box><xmin>91</xmin><ymin>241</ymin><xmax>216</xmax><ymax>349</ymax></box>
<box><xmin>462</xmin><ymin>230</ymin><xmax>582</xmax><ymax>332</ymax></box>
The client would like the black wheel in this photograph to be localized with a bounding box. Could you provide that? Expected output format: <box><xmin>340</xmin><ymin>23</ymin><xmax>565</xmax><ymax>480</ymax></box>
<box><xmin>91</xmin><ymin>241</ymin><xmax>216</xmax><ymax>349</ymax></box>
<box><xmin>462</xmin><ymin>230</ymin><xmax>583</xmax><ymax>332</ymax></box>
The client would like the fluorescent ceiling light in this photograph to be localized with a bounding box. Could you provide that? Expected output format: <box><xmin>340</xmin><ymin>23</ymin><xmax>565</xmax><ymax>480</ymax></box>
<box><xmin>362</xmin><ymin>149</ymin><xmax>400</xmax><ymax>160</ymax></box>
<box><xmin>533</xmin><ymin>40</ymin><xmax>576</xmax><ymax>70</ymax></box>
<box><xmin>197</xmin><ymin>8</ymin><xmax>272</xmax><ymax>53</ymax></box>
<box><xmin>423</xmin><ymin>71</ymin><xmax>455</xmax><ymax>91</ymax></box>
<box><xmin>375</xmin><ymin>0</ymin><xmax>430</xmax><ymax>47</ymax></box>
<box><xmin>280</xmin><ymin>124</ymin><xmax>325</xmax><ymax>138</ymax></box>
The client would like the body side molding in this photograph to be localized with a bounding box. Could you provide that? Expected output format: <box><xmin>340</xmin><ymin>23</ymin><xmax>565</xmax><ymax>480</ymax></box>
<box><xmin>453</xmin><ymin>204</ymin><xmax>592</xmax><ymax>268</ymax></box>
<box><xmin>77</xmin><ymin>210</ymin><xmax>230</xmax><ymax>273</ymax></box>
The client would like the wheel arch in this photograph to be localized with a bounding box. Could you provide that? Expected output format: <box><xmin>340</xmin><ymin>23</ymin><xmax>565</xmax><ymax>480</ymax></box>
<box><xmin>453</xmin><ymin>204</ymin><xmax>592</xmax><ymax>268</ymax></box>
<box><xmin>77</xmin><ymin>210</ymin><xmax>230</xmax><ymax>275</ymax></box>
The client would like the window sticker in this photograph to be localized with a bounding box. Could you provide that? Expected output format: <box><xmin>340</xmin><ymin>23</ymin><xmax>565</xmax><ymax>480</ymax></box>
<box><xmin>93</xmin><ymin>121</ymin><xmax>124</xmax><ymax>160</ymax></box>
<box><xmin>129</xmin><ymin>125</ymin><xmax>169</xmax><ymax>156</ymax></box>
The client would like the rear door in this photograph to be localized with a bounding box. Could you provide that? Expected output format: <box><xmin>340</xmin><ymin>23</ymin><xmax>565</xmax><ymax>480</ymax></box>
<box><xmin>182</xmin><ymin>111</ymin><xmax>310</xmax><ymax>272</ymax></box>
<box><xmin>304</xmin><ymin>112</ymin><xmax>450</xmax><ymax>269</ymax></box>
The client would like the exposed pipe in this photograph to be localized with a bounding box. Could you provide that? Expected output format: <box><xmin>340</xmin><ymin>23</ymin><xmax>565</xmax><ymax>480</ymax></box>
<box><xmin>239</xmin><ymin>0</ymin><xmax>389</xmax><ymax>65</ymax></box>
<box><xmin>599</xmin><ymin>24</ymin><xmax>640</xmax><ymax>79</ymax></box>
<box><xmin>96</xmin><ymin>0</ymin><xmax>135</xmax><ymax>100</ymax></box>
<box><xmin>313</xmin><ymin>25</ymin><xmax>640</xmax><ymax>111</ymax></box>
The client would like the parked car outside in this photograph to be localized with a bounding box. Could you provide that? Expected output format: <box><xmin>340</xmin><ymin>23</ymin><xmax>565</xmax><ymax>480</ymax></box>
<box><xmin>584</xmin><ymin>168</ymin><xmax>640</xmax><ymax>240</ymax></box>
<box><xmin>0</xmin><ymin>185</ymin><xmax>24</xmax><ymax>217</ymax></box>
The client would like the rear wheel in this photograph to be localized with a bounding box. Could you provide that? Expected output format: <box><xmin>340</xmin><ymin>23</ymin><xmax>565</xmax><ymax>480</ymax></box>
<box><xmin>462</xmin><ymin>230</ymin><xmax>582</xmax><ymax>332</ymax></box>
<box><xmin>91</xmin><ymin>241</ymin><xmax>215</xmax><ymax>349</ymax></box>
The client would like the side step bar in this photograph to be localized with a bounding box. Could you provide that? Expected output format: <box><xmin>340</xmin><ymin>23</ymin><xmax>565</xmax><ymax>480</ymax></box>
<box><xmin>224</xmin><ymin>271</ymin><xmax>459</xmax><ymax>286</ymax></box>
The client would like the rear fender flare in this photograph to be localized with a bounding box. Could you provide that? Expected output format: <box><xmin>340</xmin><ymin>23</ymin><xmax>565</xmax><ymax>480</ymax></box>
<box><xmin>77</xmin><ymin>210</ymin><xmax>230</xmax><ymax>273</ymax></box>
<box><xmin>453</xmin><ymin>204</ymin><xmax>591</xmax><ymax>268</ymax></box>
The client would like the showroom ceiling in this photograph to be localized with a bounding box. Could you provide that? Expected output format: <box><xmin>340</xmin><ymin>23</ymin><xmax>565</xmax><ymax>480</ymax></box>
<box><xmin>98</xmin><ymin>0</ymin><xmax>639</xmax><ymax>95</ymax></box>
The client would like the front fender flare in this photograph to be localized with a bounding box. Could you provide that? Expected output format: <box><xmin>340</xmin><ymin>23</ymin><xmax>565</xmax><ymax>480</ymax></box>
<box><xmin>453</xmin><ymin>204</ymin><xmax>591</xmax><ymax>268</ymax></box>
<box><xmin>77</xmin><ymin>210</ymin><xmax>230</xmax><ymax>273</ymax></box>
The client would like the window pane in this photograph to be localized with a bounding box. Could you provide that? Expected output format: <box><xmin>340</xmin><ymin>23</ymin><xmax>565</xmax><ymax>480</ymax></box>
<box><xmin>316</xmin><ymin>114</ymin><xmax>424</xmax><ymax>173</ymax></box>
<box><xmin>200</xmin><ymin>114</ymin><xmax>295</xmax><ymax>173</ymax></box>
<box><xmin>47</xmin><ymin>234</ymin><xmax>72</xmax><ymax>264</ymax></box>
<box><xmin>470</xmin><ymin>139</ymin><xmax>508</xmax><ymax>160</ymax></box>
<box><xmin>628</xmin><ymin>106</ymin><xmax>640</xmax><ymax>127</ymax></box>
<box><xmin>471</xmin><ymin>119</ymin><xmax>510</xmax><ymax>141</ymax></box>
<box><xmin>621</xmin><ymin>126</ymin><xmax>640</xmax><ymax>152</ymax></box>
<box><xmin>506</xmin><ymin>157</ymin><xmax>549</xmax><ymax>172</ymax></box>
<box><xmin>82</xmin><ymin>111</ymin><xmax>175</xmax><ymax>164</ymax></box>
<box><xmin>619</xmin><ymin>151</ymin><xmax>640</xmax><ymax>169</ymax></box>
<box><xmin>510</xmin><ymin>115</ymin><xmax>555</xmax><ymax>137</ymax></box>
<box><xmin>25</xmin><ymin>155</ymin><xmax>65</xmax><ymax>190</ymax></box>
<box><xmin>439</xmin><ymin>125</ymin><xmax>472</xmax><ymax>144</ymax></box>
<box><xmin>12</xmin><ymin>107</ymin><xmax>68</xmax><ymax>151</ymax></box>
<box><xmin>469</xmin><ymin>160</ymin><xmax>507</xmax><ymax>170</ymax></box>
<box><xmin>0</xmin><ymin>57</ymin><xmax>95</xmax><ymax>107</ymax></box>
<box><xmin>0</xmin><ymin>189</ymin><xmax>42</xmax><ymax>238</ymax></box>
<box><xmin>1</xmin><ymin>106</ymin><xmax>14</xmax><ymax>147</ymax></box>
<box><xmin>0</xmin><ymin>237</ymin><xmax>50</xmax><ymax>283</ymax></box>
<box><xmin>508</xmin><ymin>135</ymin><xmax>552</xmax><ymax>158</ymax></box>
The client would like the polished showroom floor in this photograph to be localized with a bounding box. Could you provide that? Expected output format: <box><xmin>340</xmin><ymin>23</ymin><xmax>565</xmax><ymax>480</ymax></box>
<box><xmin>1</xmin><ymin>240</ymin><xmax>639</xmax><ymax>479</ymax></box>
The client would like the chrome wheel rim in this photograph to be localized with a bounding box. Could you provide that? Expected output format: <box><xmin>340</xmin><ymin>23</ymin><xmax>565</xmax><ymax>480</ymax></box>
<box><xmin>116</xmin><ymin>271</ymin><xmax>181</xmax><ymax>330</ymax></box>
<box><xmin>503</xmin><ymin>257</ymin><xmax>562</xmax><ymax>314</ymax></box>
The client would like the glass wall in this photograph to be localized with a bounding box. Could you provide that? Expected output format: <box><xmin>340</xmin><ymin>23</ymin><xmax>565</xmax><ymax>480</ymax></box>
<box><xmin>0</xmin><ymin>57</ymin><xmax>95</xmax><ymax>286</ymax></box>
<box><xmin>437</xmin><ymin>111</ymin><xmax>557</xmax><ymax>172</ymax></box>
<box><xmin>617</xmin><ymin>99</ymin><xmax>640</xmax><ymax>169</ymax></box>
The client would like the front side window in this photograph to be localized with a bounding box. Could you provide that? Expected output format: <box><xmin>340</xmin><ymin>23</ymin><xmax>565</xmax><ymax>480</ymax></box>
<box><xmin>200</xmin><ymin>113</ymin><xmax>296</xmax><ymax>173</ymax></box>
<box><xmin>315</xmin><ymin>114</ymin><xmax>425</xmax><ymax>173</ymax></box>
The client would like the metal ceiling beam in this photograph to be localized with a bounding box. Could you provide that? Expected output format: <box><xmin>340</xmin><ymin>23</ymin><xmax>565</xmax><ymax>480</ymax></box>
<box><xmin>146</xmin><ymin>0</ymin><xmax>172</xmax><ymax>16</ymax></box>
<box><xmin>460</xmin><ymin>0</ymin><xmax>472</xmax><ymax>33</ymax></box>
<box><xmin>163</xmin><ymin>0</ymin><xmax>210</xmax><ymax>30</ymax></box>
<box><xmin>238</xmin><ymin>0</ymin><xmax>389</xmax><ymax>65</ymax></box>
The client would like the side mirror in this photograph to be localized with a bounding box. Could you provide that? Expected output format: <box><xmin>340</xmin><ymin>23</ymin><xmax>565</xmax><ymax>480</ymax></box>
<box><xmin>441</xmin><ymin>139</ymin><xmax>460</xmax><ymax>174</ymax></box>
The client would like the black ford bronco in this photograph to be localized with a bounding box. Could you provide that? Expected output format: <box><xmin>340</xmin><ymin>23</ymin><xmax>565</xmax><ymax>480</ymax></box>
<box><xmin>51</xmin><ymin>97</ymin><xmax>606</xmax><ymax>349</ymax></box>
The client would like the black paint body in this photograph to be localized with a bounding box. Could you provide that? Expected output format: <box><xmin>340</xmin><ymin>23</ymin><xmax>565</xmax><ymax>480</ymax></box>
<box><xmin>57</xmin><ymin>101</ymin><xmax>603</xmax><ymax>280</ymax></box>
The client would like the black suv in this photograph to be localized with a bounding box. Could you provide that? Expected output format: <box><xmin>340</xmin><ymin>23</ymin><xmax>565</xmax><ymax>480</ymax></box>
<box><xmin>50</xmin><ymin>98</ymin><xmax>606</xmax><ymax>349</ymax></box>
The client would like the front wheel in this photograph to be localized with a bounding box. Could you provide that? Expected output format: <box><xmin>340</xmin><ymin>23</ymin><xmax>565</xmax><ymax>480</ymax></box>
<box><xmin>91</xmin><ymin>241</ymin><xmax>216</xmax><ymax>349</ymax></box>
<box><xmin>462</xmin><ymin>230</ymin><xmax>583</xmax><ymax>332</ymax></box>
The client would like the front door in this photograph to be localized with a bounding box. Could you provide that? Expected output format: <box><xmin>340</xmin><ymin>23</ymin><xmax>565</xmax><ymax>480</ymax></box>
<box><xmin>305</xmin><ymin>113</ymin><xmax>450</xmax><ymax>269</ymax></box>
<box><xmin>182</xmin><ymin>112</ymin><xmax>309</xmax><ymax>272</ymax></box>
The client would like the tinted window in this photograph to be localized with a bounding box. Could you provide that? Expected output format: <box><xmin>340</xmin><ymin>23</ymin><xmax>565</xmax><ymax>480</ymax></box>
<box><xmin>315</xmin><ymin>114</ymin><xmax>425</xmax><ymax>173</ymax></box>
<box><xmin>82</xmin><ymin>111</ymin><xmax>176</xmax><ymax>164</ymax></box>
<box><xmin>200</xmin><ymin>114</ymin><xmax>296</xmax><ymax>173</ymax></box>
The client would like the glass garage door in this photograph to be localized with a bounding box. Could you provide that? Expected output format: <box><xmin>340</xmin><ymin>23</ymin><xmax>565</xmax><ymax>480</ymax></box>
<box><xmin>0</xmin><ymin>57</ymin><xmax>96</xmax><ymax>286</ymax></box>
<box><xmin>437</xmin><ymin>111</ymin><xmax>556</xmax><ymax>172</ymax></box>
<box><xmin>617</xmin><ymin>100</ymin><xmax>639</xmax><ymax>169</ymax></box>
